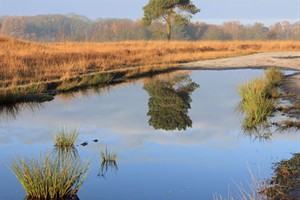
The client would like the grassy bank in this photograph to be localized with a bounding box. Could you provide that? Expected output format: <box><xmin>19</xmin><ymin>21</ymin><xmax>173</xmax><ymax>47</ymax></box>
<box><xmin>237</xmin><ymin>68</ymin><xmax>284</xmax><ymax>130</ymax></box>
<box><xmin>1</xmin><ymin>35</ymin><xmax>300</xmax><ymax>103</ymax></box>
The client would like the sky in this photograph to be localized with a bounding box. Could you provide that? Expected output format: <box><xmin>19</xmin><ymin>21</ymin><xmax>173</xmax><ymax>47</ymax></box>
<box><xmin>0</xmin><ymin>0</ymin><xmax>299</xmax><ymax>25</ymax></box>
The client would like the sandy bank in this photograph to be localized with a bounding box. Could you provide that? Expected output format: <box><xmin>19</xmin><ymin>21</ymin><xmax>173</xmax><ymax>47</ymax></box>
<box><xmin>182</xmin><ymin>52</ymin><xmax>300</xmax><ymax>71</ymax></box>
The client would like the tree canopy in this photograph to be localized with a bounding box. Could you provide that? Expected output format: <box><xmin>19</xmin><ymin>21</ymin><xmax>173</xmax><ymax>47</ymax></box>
<box><xmin>142</xmin><ymin>0</ymin><xmax>200</xmax><ymax>40</ymax></box>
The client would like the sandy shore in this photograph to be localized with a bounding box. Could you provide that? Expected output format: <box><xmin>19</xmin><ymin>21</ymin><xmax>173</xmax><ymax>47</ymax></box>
<box><xmin>182</xmin><ymin>52</ymin><xmax>300</xmax><ymax>71</ymax></box>
<box><xmin>182</xmin><ymin>51</ymin><xmax>300</xmax><ymax>99</ymax></box>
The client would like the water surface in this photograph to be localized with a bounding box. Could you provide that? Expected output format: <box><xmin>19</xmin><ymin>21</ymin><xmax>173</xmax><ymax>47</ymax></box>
<box><xmin>1</xmin><ymin>69</ymin><xmax>299</xmax><ymax>199</ymax></box>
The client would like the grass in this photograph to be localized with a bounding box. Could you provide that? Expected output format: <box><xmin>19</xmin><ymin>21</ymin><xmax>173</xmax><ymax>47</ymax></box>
<box><xmin>237</xmin><ymin>78</ymin><xmax>275</xmax><ymax>129</ymax></box>
<box><xmin>264</xmin><ymin>67</ymin><xmax>284</xmax><ymax>88</ymax></box>
<box><xmin>213</xmin><ymin>169</ymin><xmax>267</xmax><ymax>200</ymax></box>
<box><xmin>275</xmin><ymin>120</ymin><xmax>300</xmax><ymax>131</ymax></box>
<box><xmin>98</xmin><ymin>147</ymin><xmax>118</xmax><ymax>178</ymax></box>
<box><xmin>53</xmin><ymin>129</ymin><xmax>79</xmax><ymax>148</ymax></box>
<box><xmin>1</xmin><ymin>35</ymin><xmax>299</xmax><ymax>102</ymax></box>
<box><xmin>237</xmin><ymin>68</ymin><xmax>284</xmax><ymax>129</ymax></box>
<box><xmin>100</xmin><ymin>146</ymin><xmax>118</xmax><ymax>162</ymax></box>
<box><xmin>260</xmin><ymin>153</ymin><xmax>300</xmax><ymax>200</ymax></box>
<box><xmin>11</xmin><ymin>153</ymin><xmax>90</xmax><ymax>199</ymax></box>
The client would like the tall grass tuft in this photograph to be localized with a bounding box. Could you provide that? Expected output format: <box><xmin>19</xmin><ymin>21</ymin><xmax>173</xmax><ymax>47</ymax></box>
<box><xmin>237</xmin><ymin>78</ymin><xmax>274</xmax><ymax>129</ymax></box>
<box><xmin>264</xmin><ymin>67</ymin><xmax>284</xmax><ymax>87</ymax></box>
<box><xmin>237</xmin><ymin>68</ymin><xmax>284</xmax><ymax>129</ymax></box>
<box><xmin>11</xmin><ymin>153</ymin><xmax>90</xmax><ymax>199</ymax></box>
<box><xmin>101</xmin><ymin>146</ymin><xmax>118</xmax><ymax>162</ymax></box>
<box><xmin>54</xmin><ymin>129</ymin><xmax>78</xmax><ymax>148</ymax></box>
<box><xmin>98</xmin><ymin>147</ymin><xmax>118</xmax><ymax>178</ymax></box>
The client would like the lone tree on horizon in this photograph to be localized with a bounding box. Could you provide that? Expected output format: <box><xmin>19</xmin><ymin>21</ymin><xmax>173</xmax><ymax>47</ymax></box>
<box><xmin>142</xmin><ymin>0</ymin><xmax>200</xmax><ymax>41</ymax></box>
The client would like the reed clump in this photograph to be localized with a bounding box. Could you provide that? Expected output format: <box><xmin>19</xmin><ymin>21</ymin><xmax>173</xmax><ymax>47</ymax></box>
<box><xmin>11</xmin><ymin>153</ymin><xmax>90</xmax><ymax>199</ymax></box>
<box><xmin>53</xmin><ymin>129</ymin><xmax>79</xmax><ymax>148</ymax></box>
<box><xmin>101</xmin><ymin>147</ymin><xmax>118</xmax><ymax>162</ymax></box>
<box><xmin>238</xmin><ymin>78</ymin><xmax>275</xmax><ymax>128</ymax></box>
<box><xmin>264</xmin><ymin>67</ymin><xmax>284</xmax><ymax>87</ymax></box>
<box><xmin>237</xmin><ymin>68</ymin><xmax>284</xmax><ymax>129</ymax></box>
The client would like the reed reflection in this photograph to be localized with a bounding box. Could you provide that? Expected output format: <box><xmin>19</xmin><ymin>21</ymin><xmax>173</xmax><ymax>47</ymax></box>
<box><xmin>98</xmin><ymin>147</ymin><xmax>118</xmax><ymax>179</ymax></box>
<box><xmin>143</xmin><ymin>74</ymin><xmax>199</xmax><ymax>131</ymax></box>
<box><xmin>0</xmin><ymin>102</ymin><xmax>43</xmax><ymax>121</ymax></box>
<box><xmin>52</xmin><ymin>146</ymin><xmax>80</xmax><ymax>162</ymax></box>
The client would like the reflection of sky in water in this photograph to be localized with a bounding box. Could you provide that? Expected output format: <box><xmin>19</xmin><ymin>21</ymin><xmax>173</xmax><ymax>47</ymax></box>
<box><xmin>0</xmin><ymin>69</ymin><xmax>300</xmax><ymax>200</ymax></box>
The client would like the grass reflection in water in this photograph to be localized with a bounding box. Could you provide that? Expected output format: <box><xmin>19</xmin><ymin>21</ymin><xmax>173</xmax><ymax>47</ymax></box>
<box><xmin>98</xmin><ymin>147</ymin><xmax>118</xmax><ymax>179</ymax></box>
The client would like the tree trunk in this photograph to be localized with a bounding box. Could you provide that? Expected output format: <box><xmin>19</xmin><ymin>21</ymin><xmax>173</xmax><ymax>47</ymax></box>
<box><xmin>166</xmin><ymin>12</ymin><xmax>172</xmax><ymax>41</ymax></box>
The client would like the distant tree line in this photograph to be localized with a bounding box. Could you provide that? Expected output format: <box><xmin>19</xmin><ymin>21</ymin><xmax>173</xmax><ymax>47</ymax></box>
<box><xmin>0</xmin><ymin>14</ymin><xmax>299</xmax><ymax>42</ymax></box>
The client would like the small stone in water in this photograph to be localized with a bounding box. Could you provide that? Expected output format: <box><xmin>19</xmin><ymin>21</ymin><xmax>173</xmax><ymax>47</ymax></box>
<box><xmin>81</xmin><ymin>142</ymin><xmax>88</xmax><ymax>146</ymax></box>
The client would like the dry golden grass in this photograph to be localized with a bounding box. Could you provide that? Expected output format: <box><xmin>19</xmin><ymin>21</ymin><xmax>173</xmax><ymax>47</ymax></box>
<box><xmin>1</xmin><ymin>35</ymin><xmax>300</xmax><ymax>89</ymax></box>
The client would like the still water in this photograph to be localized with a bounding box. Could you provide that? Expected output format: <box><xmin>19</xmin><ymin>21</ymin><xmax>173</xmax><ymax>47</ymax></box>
<box><xmin>0</xmin><ymin>69</ymin><xmax>299</xmax><ymax>199</ymax></box>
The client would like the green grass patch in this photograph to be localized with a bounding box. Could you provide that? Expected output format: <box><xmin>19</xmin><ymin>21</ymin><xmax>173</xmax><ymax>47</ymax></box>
<box><xmin>237</xmin><ymin>78</ymin><xmax>275</xmax><ymax>129</ymax></box>
<box><xmin>57</xmin><ymin>79</ymin><xmax>81</xmax><ymax>92</ymax></box>
<box><xmin>11</xmin><ymin>153</ymin><xmax>90</xmax><ymax>199</ymax></box>
<box><xmin>265</xmin><ymin>67</ymin><xmax>284</xmax><ymax>87</ymax></box>
<box><xmin>81</xmin><ymin>73</ymin><xmax>115</xmax><ymax>86</ymax></box>
<box><xmin>53</xmin><ymin>129</ymin><xmax>79</xmax><ymax>148</ymax></box>
<box><xmin>237</xmin><ymin>68</ymin><xmax>284</xmax><ymax>130</ymax></box>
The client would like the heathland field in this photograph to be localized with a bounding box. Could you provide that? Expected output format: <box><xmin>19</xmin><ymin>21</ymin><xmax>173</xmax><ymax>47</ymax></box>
<box><xmin>0</xmin><ymin>35</ymin><xmax>300</xmax><ymax>97</ymax></box>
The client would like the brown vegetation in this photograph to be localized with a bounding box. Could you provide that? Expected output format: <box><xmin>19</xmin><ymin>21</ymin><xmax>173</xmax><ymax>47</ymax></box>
<box><xmin>1</xmin><ymin>35</ymin><xmax>300</xmax><ymax>103</ymax></box>
<box><xmin>1</xmin><ymin>36</ymin><xmax>300</xmax><ymax>87</ymax></box>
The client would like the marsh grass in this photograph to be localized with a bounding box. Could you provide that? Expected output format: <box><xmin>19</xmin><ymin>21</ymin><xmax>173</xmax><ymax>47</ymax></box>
<box><xmin>237</xmin><ymin>78</ymin><xmax>275</xmax><ymax>129</ymax></box>
<box><xmin>53</xmin><ymin>129</ymin><xmax>79</xmax><ymax>148</ymax></box>
<box><xmin>1</xmin><ymin>35</ymin><xmax>299</xmax><ymax>91</ymax></box>
<box><xmin>264</xmin><ymin>67</ymin><xmax>284</xmax><ymax>87</ymax></box>
<box><xmin>101</xmin><ymin>146</ymin><xmax>118</xmax><ymax>162</ymax></box>
<box><xmin>213</xmin><ymin>169</ymin><xmax>267</xmax><ymax>200</ymax></box>
<box><xmin>98</xmin><ymin>147</ymin><xmax>118</xmax><ymax>178</ymax></box>
<box><xmin>237</xmin><ymin>68</ymin><xmax>284</xmax><ymax>129</ymax></box>
<box><xmin>260</xmin><ymin>153</ymin><xmax>300</xmax><ymax>200</ymax></box>
<box><xmin>11</xmin><ymin>153</ymin><xmax>90</xmax><ymax>199</ymax></box>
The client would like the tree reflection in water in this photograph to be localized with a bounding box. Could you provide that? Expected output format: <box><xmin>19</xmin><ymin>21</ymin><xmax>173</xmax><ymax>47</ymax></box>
<box><xmin>143</xmin><ymin>74</ymin><xmax>199</xmax><ymax>131</ymax></box>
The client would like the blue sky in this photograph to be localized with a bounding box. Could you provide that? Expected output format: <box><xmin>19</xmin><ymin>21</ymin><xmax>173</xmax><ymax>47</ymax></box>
<box><xmin>0</xmin><ymin>0</ymin><xmax>299</xmax><ymax>24</ymax></box>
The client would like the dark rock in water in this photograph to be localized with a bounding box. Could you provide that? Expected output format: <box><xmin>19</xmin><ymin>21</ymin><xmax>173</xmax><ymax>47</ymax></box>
<box><xmin>81</xmin><ymin>141</ymin><xmax>88</xmax><ymax>146</ymax></box>
<box><xmin>93</xmin><ymin>139</ymin><xmax>98</xmax><ymax>142</ymax></box>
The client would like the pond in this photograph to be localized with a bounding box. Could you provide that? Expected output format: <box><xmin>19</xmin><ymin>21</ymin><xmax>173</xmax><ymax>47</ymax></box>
<box><xmin>0</xmin><ymin>69</ymin><xmax>299</xmax><ymax>200</ymax></box>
